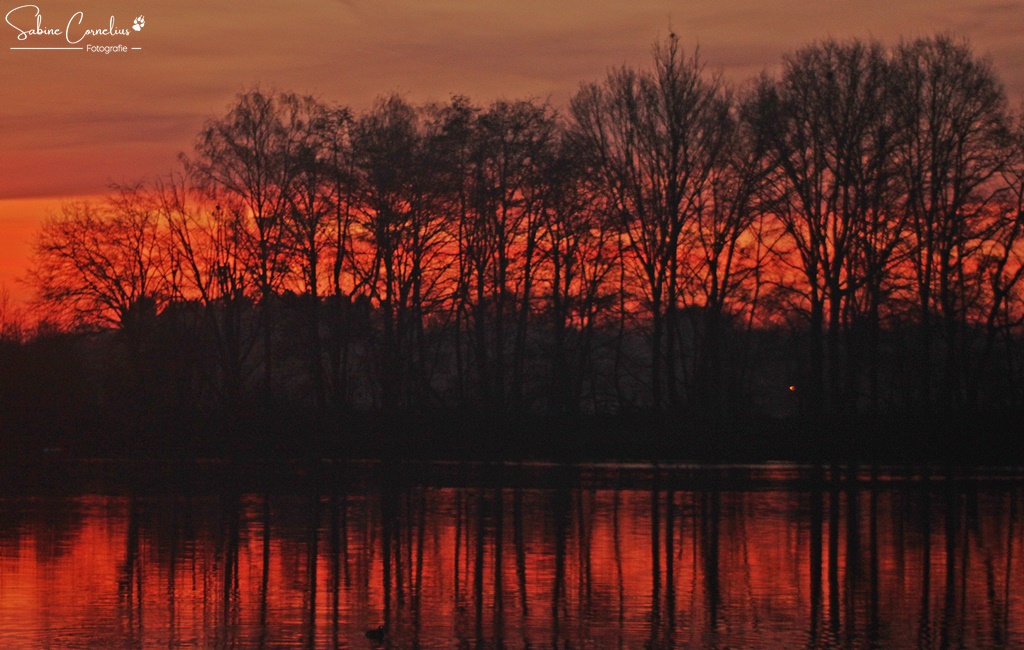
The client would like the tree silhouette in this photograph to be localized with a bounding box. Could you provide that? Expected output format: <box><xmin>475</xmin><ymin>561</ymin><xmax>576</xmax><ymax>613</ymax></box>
<box><xmin>29</xmin><ymin>187</ymin><xmax>167</xmax><ymax>329</ymax></box>
<box><xmin>188</xmin><ymin>90</ymin><xmax>298</xmax><ymax>396</ymax></box>
<box><xmin>894</xmin><ymin>35</ymin><xmax>1010</xmax><ymax>409</ymax></box>
<box><xmin>570</xmin><ymin>34</ymin><xmax>732</xmax><ymax>412</ymax></box>
<box><xmin>16</xmin><ymin>33</ymin><xmax>1024</xmax><ymax>447</ymax></box>
<box><xmin>748</xmin><ymin>39</ymin><xmax>902</xmax><ymax>414</ymax></box>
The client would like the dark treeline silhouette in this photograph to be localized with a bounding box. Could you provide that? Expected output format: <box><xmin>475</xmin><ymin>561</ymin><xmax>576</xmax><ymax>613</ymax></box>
<box><xmin>8</xmin><ymin>33</ymin><xmax>1024</xmax><ymax>458</ymax></box>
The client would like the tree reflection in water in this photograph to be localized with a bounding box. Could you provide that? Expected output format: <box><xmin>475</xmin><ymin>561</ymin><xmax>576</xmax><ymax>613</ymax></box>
<box><xmin>0</xmin><ymin>463</ymin><xmax>1021</xmax><ymax>649</ymax></box>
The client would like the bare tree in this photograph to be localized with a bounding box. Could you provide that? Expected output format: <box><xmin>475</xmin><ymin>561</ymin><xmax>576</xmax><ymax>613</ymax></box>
<box><xmin>570</xmin><ymin>34</ymin><xmax>732</xmax><ymax>411</ymax></box>
<box><xmin>0</xmin><ymin>284</ymin><xmax>25</xmax><ymax>343</ymax></box>
<box><xmin>280</xmin><ymin>96</ymin><xmax>352</xmax><ymax>409</ymax></box>
<box><xmin>683</xmin><ymin>103</ymin><xmax>771</xmax><ymax>415</ymax></box>
<box><xmin>972</xmin><ymin>106</ymin><xmax>1024</xmax><ymax>406</ymax></box>
<box><xmin>747</xmin><ymin>38</ymin><xmax>901</xmax><ymax>413</ymax></box>
<box><xmin>427</xmin><ymin>96</ymin><xmax>478</xmax><ymax>405</ymax></box>
<box><xmin>894</xmin><ymin>35</ymin><xmax>1010</xmax><ymax>408</ymax></box>
<box><xmin>157</xmin><ymin>172</ymin><xmax>258</xmax><ymax>411</ymax></box>
<box><xmin>538</xmin><ymin>138</ymin><xmax>618</xmax><ymax>414</ymax></box>
<box><xmin>458</xmin><ymin>99</ymin><xmax>556</xmax><ymax>409</ymax></box>
<box><xmin>348</xmin><ymin>95</ymin><xmax>451</xmax><ymax>410</ymax></box>
<box><xmin>187</xmin><ymin>90</ymin><xmax>298</xmax><ymax>395</ymax></box>
<box><xmin>28</xmin><ymin>187</ymin><xmax>167</xmax><ymax>329</ymax></box>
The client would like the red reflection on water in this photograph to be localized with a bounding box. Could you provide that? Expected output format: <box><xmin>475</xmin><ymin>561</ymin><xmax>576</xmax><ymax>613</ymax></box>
<box><xmin>0</xmin><ymin>469</ymin><xmax>1021</xmax><ymax>648</ymax></box>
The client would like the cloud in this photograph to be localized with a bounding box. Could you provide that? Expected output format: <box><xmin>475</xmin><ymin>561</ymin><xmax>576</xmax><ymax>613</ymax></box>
<box><xmin>1</xmin><ymin>0</ymin><xmax>1022</xmax><ymax>201</ymax></box>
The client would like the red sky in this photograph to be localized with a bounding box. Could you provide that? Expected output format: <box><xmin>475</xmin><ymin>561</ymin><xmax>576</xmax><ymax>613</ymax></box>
<box><xmin>2</xmin><ymin>0</ymin><xmax>1023</xmax><ymax>305</ymax></box>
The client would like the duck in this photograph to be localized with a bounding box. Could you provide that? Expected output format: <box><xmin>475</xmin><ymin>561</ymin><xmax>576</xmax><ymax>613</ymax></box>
<box><xmin>364</xmin><ymin>624</ymin><xmax>386</xmax><ymax>643</ymax></box>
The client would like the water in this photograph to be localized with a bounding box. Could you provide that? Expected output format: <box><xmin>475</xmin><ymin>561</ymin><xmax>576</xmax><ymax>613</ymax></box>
<box><xmin>0</xmin><ymin>461</ymin><xmax>1021</xmax><ymax>649</ymax></box>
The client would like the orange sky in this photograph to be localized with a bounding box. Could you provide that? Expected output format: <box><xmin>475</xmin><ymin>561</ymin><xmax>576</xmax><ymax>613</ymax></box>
<box><xmin>2</xmin><ymin>0</ymin><xmax>1023</xmax><ymax>305</ymax></box>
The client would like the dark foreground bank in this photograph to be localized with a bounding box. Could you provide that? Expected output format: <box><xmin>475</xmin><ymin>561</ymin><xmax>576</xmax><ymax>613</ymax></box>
<box><xmin>3</xmin><ymin>404</ymin><xmax>1022</xmax><ymax>464</ymax></box>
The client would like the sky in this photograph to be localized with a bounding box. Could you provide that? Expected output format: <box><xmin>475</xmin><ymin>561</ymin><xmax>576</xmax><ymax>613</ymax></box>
<box><xmin>1</xmin><ymin>0</ymin><xmax>1023</xmax><ymax>305</ymax></box>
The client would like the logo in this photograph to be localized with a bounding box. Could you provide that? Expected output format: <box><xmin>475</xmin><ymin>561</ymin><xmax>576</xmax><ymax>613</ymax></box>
<box><xmin>4</xmin><ymin>4</ymin><xmax>146</xmax><ymax>53</ymax></box>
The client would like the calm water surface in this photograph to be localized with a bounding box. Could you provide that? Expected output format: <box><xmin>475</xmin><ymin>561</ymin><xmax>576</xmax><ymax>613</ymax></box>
<box><xmin>0</xmin><ymin>461</ymin><xmax>1021</xmax><ymax>649</ymax></box>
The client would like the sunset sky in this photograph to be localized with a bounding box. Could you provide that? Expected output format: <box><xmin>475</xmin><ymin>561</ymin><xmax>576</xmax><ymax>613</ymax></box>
<box><xmin>2</xmin><ymin>0</ymin><xmax>1023</xmax><ymax>304</ymax></box>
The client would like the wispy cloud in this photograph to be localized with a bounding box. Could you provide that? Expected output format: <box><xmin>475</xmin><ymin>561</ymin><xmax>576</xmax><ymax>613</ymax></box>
<box><xmin>1</xmin><ymin>0</ymin><xmax>1021</xmax><ymax>200</ymax></box>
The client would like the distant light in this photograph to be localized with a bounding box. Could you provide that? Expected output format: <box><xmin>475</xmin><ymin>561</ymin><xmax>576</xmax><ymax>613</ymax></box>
<box><xmin>788</xmin><ymin>385</ymin><xmax>796</xmax><ymax>392</ymax></box>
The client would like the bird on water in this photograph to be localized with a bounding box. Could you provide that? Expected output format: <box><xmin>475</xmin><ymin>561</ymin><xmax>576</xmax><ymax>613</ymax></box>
<box><xmin>365</xmin><ymin>624</ymin><xmax>386</xmax><ymax>643</ymax></box>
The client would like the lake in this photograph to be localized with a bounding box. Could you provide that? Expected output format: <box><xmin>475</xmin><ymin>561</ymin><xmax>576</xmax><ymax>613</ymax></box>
<box><xmin>0</xmin><ymin>461</ymin><xmax>1020</xmax><ymax>648</ymax></box>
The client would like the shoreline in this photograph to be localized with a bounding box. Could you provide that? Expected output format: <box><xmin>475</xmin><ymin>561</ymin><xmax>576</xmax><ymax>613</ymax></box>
<box><xmin>4</xmin><ymin>408</ymin><xmax>1022</xmax><ymax>465</ymax></box>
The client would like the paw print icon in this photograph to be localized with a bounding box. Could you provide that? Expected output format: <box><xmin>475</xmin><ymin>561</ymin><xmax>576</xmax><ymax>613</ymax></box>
<box><xmin>132</xmin><ymin>16</ymin><xmax>145</xmax><ymax>31</ymax></box>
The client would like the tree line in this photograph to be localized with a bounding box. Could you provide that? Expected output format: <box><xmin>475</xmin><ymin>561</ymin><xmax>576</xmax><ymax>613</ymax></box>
<box><xmin>15</xmin><ymin>34</ymin><xmax>1024</xmax><ymax>438</ymax></box>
